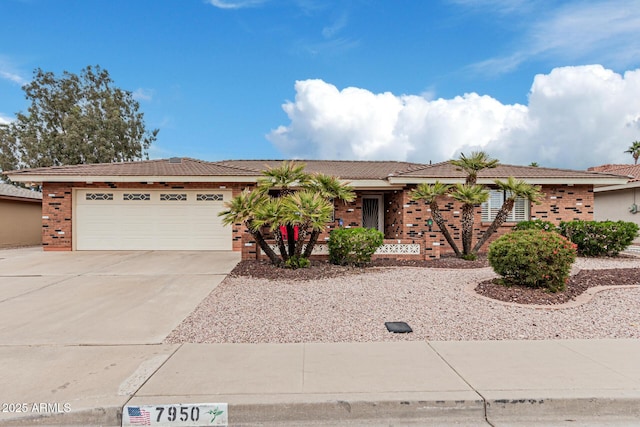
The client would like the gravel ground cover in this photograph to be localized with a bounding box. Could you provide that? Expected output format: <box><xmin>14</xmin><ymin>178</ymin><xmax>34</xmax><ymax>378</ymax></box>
<box><xmin>165</xmin><ymin>256</ymin><xmax>640</xmax><ymax>344</ymax></box>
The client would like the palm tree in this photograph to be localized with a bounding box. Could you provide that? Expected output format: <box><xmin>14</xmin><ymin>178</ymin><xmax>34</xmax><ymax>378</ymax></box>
<box><xmin>302</xmin><ymin>173</ymin><xmax>355</xmax><ymax>257</ymax></box>
<box><xmin>280</xmin><ymin>190</ymin><xmax>334</xmax><ymax>257</ymax></box>
<box><xmin>472</xmin><ymin>177</ymin><xmax>543</xmax><ymax>253</ymax></box>
<box><xmin>230</xmin><ymin>162</ymin><xmax>353</xmax><ymax>264</ymax></box>
<box><xmin>450</xmin><ymin>151</ymin><xmax>499</xmax><ymax>185</ymax></box>
<box><xmin>410</xmin><ymin>181</ymin><xmax>461</xmax><ymax>257</ymax></box>
<box><xmin>218</xmin><ymin>189</ymin><xmax>280</xmax><ymax>265</ymax></box>
<box><xmin>258</xmin><ymin>161</ymin><xmax>309</xmax><ymax>194</ymax></box>
<box><xmin>251</xmin><ymin>197</ymin><xmax>289</xmax><ymax>261</ymax></box>
<box><xmin>449</xmin><ymin>183</ymin><xmax>489</xmax><ymax>256</ymax></box>
<box><xmin>624</xmin><ymin>141</ymin><xmax>640</xmax><ymax>164</ymax></box>
<box><xmin>258</xmin><ymin>161</ymin><xmax>310</xmax><ymax>256</ymax></box>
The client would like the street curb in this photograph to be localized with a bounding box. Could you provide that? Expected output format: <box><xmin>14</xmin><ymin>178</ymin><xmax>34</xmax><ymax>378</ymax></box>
<box><xmin>486</xmin><ymin>396</ymin><xmax>640</xmax><ymax>423</ymax></box>
<box><xmin>0</xmin><ymin>406</ymin><xmax>121</xmax><ymax>427</ymax></box>
<box><xmin>226</xmin><ymin>398</ymin><xmax>486</xmax><ymax>426</ymax></box>
<box><xmin>4</xmin><ymin>395</ymin><xmax>640</xmax><ymax>426</ymax></box>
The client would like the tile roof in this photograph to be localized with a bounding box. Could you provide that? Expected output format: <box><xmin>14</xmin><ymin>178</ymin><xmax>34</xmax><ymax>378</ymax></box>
<box><xmin>0</xmin><ymin>182</ymin><xmax>42</xmax><ymax>200</ymax></box>
<box><xmin>587</xmin><ymin>164</ymin><xmax>640</xmax><ymax>181</ymax></box>
<box><xmin>217</xmin><ymin>159</ymin><xmax>429</xmax><ymax>180</ymax></box>
<box><xmin>5</xmin><ymin>158</ymin><xmax>260</xmax><ymax>177</ymax></box>
<box><xmin>3</xmin><ymin>157</ymin><xmax>628</xmax><ymax>184</ymax></box>
<box><xmin>394</xmin><ymin>161</ymin><xmax>628</xmax><ymax>180</ymax></box>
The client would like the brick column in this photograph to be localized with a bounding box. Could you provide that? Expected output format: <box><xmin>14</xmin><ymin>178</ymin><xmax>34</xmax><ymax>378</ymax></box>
<box><xmin>241</xmin><ymin>234</ymin><xmax>258</xmax><ymax>260</ymax></box>
<box><xmin>423</xmin><ymin>233</ymin><xmax>441</xmax><ymax>260</ymax></box>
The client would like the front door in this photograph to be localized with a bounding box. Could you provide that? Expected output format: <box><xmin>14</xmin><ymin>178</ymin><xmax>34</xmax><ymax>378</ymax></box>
<box><xmin>362</xmin><ymin>195</ymin><xmax>383</xmax><ymax>232</ymax></box>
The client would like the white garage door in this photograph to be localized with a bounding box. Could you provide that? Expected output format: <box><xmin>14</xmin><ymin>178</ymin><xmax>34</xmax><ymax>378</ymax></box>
<box><xmin>75</xmin><ymin>189</ymin><xmax>232</xmax><ymax>250</ymax></box>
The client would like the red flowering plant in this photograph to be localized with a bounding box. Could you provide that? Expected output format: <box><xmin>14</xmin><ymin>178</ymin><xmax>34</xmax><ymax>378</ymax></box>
<box><xmin>488</xmin><ymin>229</ymin><xmax>577</xmax><ymax>293</ymax></box>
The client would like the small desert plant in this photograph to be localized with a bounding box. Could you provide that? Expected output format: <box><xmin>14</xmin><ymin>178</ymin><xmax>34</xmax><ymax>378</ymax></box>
<box><xmin>461</xmin><ymin>253</ymin><xmax>477</xmax><ymax>261</ymax></box>
<box><xmin>284</xmin><ymin>255</ymin><xmax>311</xmax><ymax>269</ymax></box>
<box><xmin>328</xmin><ymin>227</ymin><xmax>384</xmax><ymax>266</ymax></box>
<box><xmin>559</xmin><ymin>220</ymin><xmax>639</xmax><ymax>256</ymax></box>
<box><xmin>488</xmin><ymin>229</ymin><xmax>577</xmax><ymax>293</ymax></box>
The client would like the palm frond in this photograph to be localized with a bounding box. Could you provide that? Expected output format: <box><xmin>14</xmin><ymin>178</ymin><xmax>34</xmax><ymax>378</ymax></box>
<box><xmin>280</xmin><ymin>190</ymin><xmax>333</xmax><ymax>231</ymax></box>
<box><xmin>411</xmin><ymin>181</ymin><xmax>452</xmax><ymax>203</ymax></box>
<box><xmin>494</xmin><ymin>177</ymin><xmax>543</xmax><ymax>203</ymax></box>
<box><xmin>306</xmin><ymin>173</ymin><xmax>355</xmax><ymax>203</ymax></box>
<box><xmin>449</xmin><ymin>183</ymin><xmax>489</xmax><ymax>205</ymax></box>
<box><xmin>257</xmin><ymin>160</ymin><xmax>310</xmax><ymax>192</ymax></box>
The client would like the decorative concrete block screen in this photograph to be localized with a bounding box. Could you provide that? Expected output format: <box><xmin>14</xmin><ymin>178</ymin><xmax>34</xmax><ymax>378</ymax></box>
<box><xmin>375</xmin><ymin>243</ymin><xmax>421</xmax><ymax>255</ymax></box>
<box><xmin>268</xmin><ymin>243</ymin><xmax>420</xmax><ymax>255</ymax></box>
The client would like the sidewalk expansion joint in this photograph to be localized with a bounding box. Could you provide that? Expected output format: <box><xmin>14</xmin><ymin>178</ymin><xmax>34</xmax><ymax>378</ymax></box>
<box><xmin>122</xmin><ymin>343</ymin><xmax>183</xmax><ymax>409</ymax></box>
<box><xmin>426</xmin><ymin>341</ymin><xmax>494</xmax><ymax>426</ymax></box>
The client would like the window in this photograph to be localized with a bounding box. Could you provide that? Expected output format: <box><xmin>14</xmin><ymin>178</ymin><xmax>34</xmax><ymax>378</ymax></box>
<box><xmin>481</xmin><ymin>190</ymin><xmax>529</xmax><ymax>222</ymax></box>
<box><xmin>196</xmin><ymin>194</ymin><xmax>224</xmax><ymax>201</ymax></box>
<box><xmin>123</xmin><ymin>193</ymin><xmax>151</xmax><ymax>201</ymax></box>
<box><xmin>160</xmin><ymin>193</ymin><xmax>187</xmax><ymax>201</ymax></box>
<box><xmin>85</xmin><ymin>193</ymin><xmax>113</xmax><ymax>201</ymax></box>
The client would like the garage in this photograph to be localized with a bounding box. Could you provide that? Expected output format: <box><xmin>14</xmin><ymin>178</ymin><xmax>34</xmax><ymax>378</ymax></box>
<box><xmin>74</xmin><ymin>189</ymin><xmax>232</xmax><ymax>250</ymax></box>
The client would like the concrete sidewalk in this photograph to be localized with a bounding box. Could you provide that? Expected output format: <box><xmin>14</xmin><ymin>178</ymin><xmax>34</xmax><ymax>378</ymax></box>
<box><xmin>1</xmin><ymin>339</ymin><xmax>639</xmax><ymax>426</ymax></box>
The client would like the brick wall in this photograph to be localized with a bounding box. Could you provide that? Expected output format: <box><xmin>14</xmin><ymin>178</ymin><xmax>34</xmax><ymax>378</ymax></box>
<box><xmin>531</xmin><ymin>184</ymin><xmax>594</xmax><ymax>222</ymax></box>
<box><xmin>384</xmin><ymin>190</ymin><xmax>404</xmax><ymax>239</ymax></box>
<box><xmin>402</xmin><ymin>184</ymin><xmax>594</xmax><ymax>256</ymax></box>
<box><xmin>41</xmin><ymin>183</ymin><xmax>73</xmax><ymax>250</ymax></box>
<box><xmin>46</xmin><ymin>180</ymin><xmax>595</xmax><ymax>256</ymax></box>
<box><xmin>41</xmin><ymin>181</ymin><xmax>250</xmax><ymax>251</ymax></box>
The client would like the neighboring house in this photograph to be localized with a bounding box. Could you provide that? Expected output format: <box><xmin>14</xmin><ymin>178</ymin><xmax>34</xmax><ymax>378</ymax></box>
<box><xmin>588</xmin><ymin>164</ymin><xmax>640</xmax><ymax>229</ymax></box>
<box><xmin>0</xmin><ymin>182</ymin><xmax>43</xmax><ymax>248</ymax></box>
<box><xmin>4</xmin><ymin>158</ymin><xmax>627</xmax><ymax>259</ymax></box>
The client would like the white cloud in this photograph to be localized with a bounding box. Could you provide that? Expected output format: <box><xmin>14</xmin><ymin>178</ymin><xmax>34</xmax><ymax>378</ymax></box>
<box><xmin>470</xmin><ymin>0</ymin><xmax>640</xmax><ymax>75</ymax></box>
<box><xmin>448</xmin><ymin>0</ymin><xmax>535</xmax><ymax>15</ymax></box>
<box><xmin>132</xmin><ymin>88</ymin><xmax>154</xmax><ymax>102</ymax></box>
<box><xmin>268</xmin><ymin>65</ymin><xmax>640</xmax><ymax>169</ymax></box>
<box><xmin>0</xmin><ymin>113</ymin><xmax>13</xmax><ymax>125</ymax></box>
<box><xmin>529</xmin><ymin>1</ymin><xmax>640</xmax><ymax>66</ymax></box>
<box><xmin>321</xmin><ymin>12</ymin><xmax>348</xmax><ymax>39</ymax></box>
<box><xmin>0</xmin><ymin>70</ymin><xmax>26</xmax><ymax>85</ymax></box>
<box><xmin>207</xmin><ymin>0</ymin><xmax>267</xmax><ymax>9</ymax></box>
<box><xmin>0</xmin><ymin>57</ymin><xmax>27</xmax><ymax>85</ymax></box>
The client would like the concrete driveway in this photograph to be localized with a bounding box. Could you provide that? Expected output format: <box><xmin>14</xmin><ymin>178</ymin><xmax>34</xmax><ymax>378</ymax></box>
<box><xmin>0</xmin><ymin>247</ymin><xmax>239</xmax><ymax>345</ymax></box>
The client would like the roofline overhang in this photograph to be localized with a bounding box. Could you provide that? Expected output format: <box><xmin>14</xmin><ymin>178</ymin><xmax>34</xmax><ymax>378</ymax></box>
<box><xmin>0</xmin><ymin>195</ymin><xmax>42</xmax><ymax>203</ymax></box>
<box><xmin>5</xmin><ymin>175</ymin><xmax>261</xmax><ymax>183</ymax></box>
<box><xmin>8</xmin><ymin>174</ymin><xmax>627</xmax><ymax>188</ymax></box>
<box><xmin>6</xmin><ymin>175</ymin><xmax>406</xmax><ymax>190</ymax></box>
<box><xmin>346</xmin><ymin>179</ymin><xmax>403</xmax><ymax>189</ymax></box>
<box><xmin>387</xmin><ymin>177</ymin><xmax>629</xmax><ymax>185</ymax></box>
<box><xmin>594</xmin><ymin>181</ymin><xmax>640</xmax><ymax>192</ymax></box>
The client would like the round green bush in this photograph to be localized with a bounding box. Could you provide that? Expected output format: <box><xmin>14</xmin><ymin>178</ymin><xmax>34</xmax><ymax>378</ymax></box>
<box><xmin>558</xmin><ymin>220</ymin><xmax>639</xmax><ymax>256</ymax></box>
<box><xmin>328</xmin><ymin>227</ymin><xmax>384</xmax><ymax>266</ymax></box>
<box><xmin>488</xmin><ymin>230</ymin><xmax>577</xmax><ymax>293</ymax></box>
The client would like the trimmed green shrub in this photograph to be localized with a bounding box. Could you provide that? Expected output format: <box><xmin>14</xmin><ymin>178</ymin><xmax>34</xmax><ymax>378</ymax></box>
<box><xmin>328</xmin><ymin>227</ymin><xmax>384</xmax><ymax>266</ymax></box>
<box><xmin>284</xmin><ymin>255</ymin><xmax>310</xmax><ymax>269</ymax></box>
<box><xmin>488</xmin><ymin>230</ymin><xmax>577</xmax><ymax>293</ymax></box>
<box><xmin>558</xmin><ymin>220</ymin><xmax>639</xmax><ymax>257</ymax></box>
<box><xmin>513</xmin><ymin>220</ymin><xmax>557</xmax><ymax>233</ymax></box>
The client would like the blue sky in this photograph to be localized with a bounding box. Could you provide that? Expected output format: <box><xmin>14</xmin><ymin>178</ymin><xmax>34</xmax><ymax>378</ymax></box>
<box><xmin>1</xmin><ymin>0</ymin><xmax>640</xmax><ymax>169</ymax></box>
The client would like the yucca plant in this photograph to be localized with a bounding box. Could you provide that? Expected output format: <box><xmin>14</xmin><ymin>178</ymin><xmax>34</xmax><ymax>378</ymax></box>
<box><xmin>450</xmin><ymin>183</ymin><xmax>489</xmax><ymax>256</ymax></box>
<box><xmin>221</xmin><ymin>162</ymin><xmax>354</xmax><ymax>266</ymax></box>
<box><xmin>302</xmin><ymin>173</ymin><xmax>355</xmax><ymax>257</ymax></box>
<box><xmin>218</xmin><ymin>189</ymin><xmax>280</xmax><ymax>265</ymax></box>
<box><xmin>280</xmin><ymin>190</ymin><xmax>334</xmax><ymax>257</ymax></box>
<box><xmin>411</xmin><ymin>181</ymin><xmax>460</xmax><ymax>257</ymax></box>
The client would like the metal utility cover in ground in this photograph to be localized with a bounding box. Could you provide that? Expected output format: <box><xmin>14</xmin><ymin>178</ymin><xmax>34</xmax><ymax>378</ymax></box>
<box><xmin>385</xmin><ymin>322</ymin><xmax>413</xmax><ymax>333</ymax></box>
